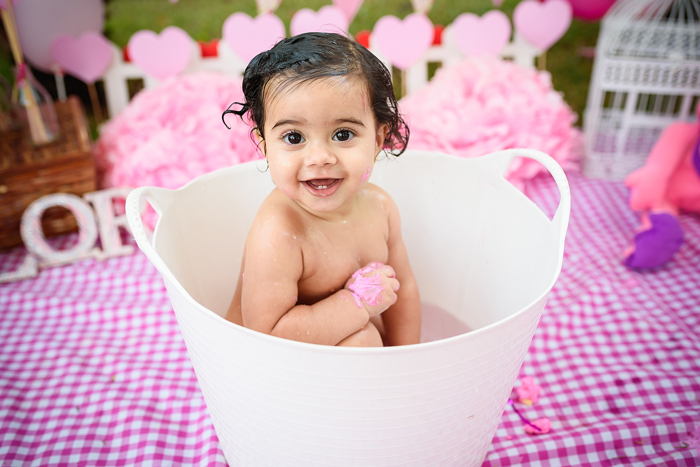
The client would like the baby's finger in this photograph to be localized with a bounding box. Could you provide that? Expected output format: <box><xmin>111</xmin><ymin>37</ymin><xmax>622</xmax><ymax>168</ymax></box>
<box><xmin>389</xmin><ymin>278</ymin><xmax>400</xmax><ymax>292</ymax></box>
<box><xmin>382</xmin><ymin>265</ymin><xmax>396</xmax><ymax>278</ymax></box>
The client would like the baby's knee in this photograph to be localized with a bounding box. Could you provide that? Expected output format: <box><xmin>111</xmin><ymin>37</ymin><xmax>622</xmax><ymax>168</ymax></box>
<box><xmin>338</xmin><ymin>322</ymin><xmax>383</xmax><ymax>347</ymax></box>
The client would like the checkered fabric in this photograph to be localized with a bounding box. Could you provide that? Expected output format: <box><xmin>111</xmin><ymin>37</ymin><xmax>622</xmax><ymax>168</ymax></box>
<box><xmin>484</xmin><ymin>173</ymin><xmax>700</xmax><ymax>467</ymax></box>
<box><xmin>1</xmin><ymin>172</ymin><xmax>699</xmax><ymax>466</ymax></box>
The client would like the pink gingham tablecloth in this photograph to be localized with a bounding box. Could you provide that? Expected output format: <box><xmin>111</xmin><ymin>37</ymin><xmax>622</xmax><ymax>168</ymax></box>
<box><xmin>1</xmin><ymin>172</ymin><xmax>699</xmax><ymax>466</ymax></box>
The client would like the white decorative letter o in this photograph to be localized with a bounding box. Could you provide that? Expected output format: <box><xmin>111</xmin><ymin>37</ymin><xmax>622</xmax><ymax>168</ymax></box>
<box><xmin>20</xmin><ymin>194</ymin><xmax>98</xmax><ymax>266</ymax></box>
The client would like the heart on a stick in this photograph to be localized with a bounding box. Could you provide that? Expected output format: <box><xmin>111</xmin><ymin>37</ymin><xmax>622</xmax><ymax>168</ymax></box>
<box><xmin>128</xmin><ymin>26</ymin><xmax>192</xmax><ymax>81</ymax></box>
<box><xmin>50</xmin><ymin>31</ymin><xmax>112</xmax><ymax>83</ymax></box>
<box><xmin>223</xmin><ymin>13</ymin><xmax>285</xmax><ymax>63</ymax></box>
<box><xmin>373</xmin><ymin>13</ymin><xmax>433</xmax><ymax>70</ymax></box>
<box><xmin>332</xmin><ymin>0</ymin><xmax>362</xmax><ymax>22</ymax></box>
<box><xmin>513</xmin><ymin>0</ymin><xmax>572</xmax><ymax>51</ymax></box>
<box><xmin>452</xmin><ymin>11</ymin><xmax>511</xmax><ymax>57</ymax></box>
<box><xmin>290</xmin><ymin>5</ymin><xmax>349</xmax><ymax>36</ymax></box>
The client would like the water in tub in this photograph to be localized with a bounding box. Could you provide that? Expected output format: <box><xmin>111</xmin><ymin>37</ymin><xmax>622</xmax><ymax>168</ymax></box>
<box><xmin>420</xmin><ymin>303</ymin><xmax>472</xmax><ymax>343</ymax></box>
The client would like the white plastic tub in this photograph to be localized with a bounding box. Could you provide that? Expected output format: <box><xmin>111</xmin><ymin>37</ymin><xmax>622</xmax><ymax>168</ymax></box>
<box><xmin>126</xmin><ymin>149</ymin><xmax>570</xmax><ymax>467</ymax></box>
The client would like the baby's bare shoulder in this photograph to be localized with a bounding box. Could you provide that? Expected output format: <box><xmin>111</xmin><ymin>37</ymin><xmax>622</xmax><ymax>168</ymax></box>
<box><xmin>248</xmin><ymin>190</ymin><xmax>305</xmax><ymax>245</ymax></box>
<box><xmin>362</xmin><ymin>183</ymin><xmax>399</xmax><ymax>214</ymax></box>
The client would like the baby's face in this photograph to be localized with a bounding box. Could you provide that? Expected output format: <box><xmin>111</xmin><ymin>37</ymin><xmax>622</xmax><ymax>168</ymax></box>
<box><xmin>261</xmin><ymin>76</ymin><xmax>387</xmax><ymax>219</ymax></box>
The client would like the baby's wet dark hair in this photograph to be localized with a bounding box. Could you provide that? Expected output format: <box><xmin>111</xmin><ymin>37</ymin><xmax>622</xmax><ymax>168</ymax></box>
<box><xmin>222</xmin><ymin>32</ymin><xmax>409</xmax><ymax>156</ymax></box>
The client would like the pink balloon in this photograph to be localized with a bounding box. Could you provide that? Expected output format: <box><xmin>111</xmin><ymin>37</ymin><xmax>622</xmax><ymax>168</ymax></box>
<box><xmin>513</xmin><ymin>0</ymin><xmax>572</xmax><ymax>51</ymax></box>
<box><xmin>290</xmin><ymin>5</ymin><xmax>349</xmax><ymax>36</ymax></box>
<box><xmin>0</xmin><ymin>0</ymin><xmax>20</xmax><ymax>10</ymax></box>
<box><xmin>332</xmin><ymin>0</ymin><xmax>363</xmax><ymax>22</ymax></box>
<box><xmin>50</xmin><ymin>32</ymin><xmax>112</xmax><ymax>83</ymax></box>
<box><xmin>373</xmin><ymin>13</ymin><xmax>433</xmax><ymax>70</ymax></box>
<box><xmin>452</xmin><ymin>11</ymin><xmax>511</xmax><ymax>57</ymax></box>
<box><xmin>565</xmin><ymin>0</ymin><xmax>616</xmax><ymax>21</ymax></box>
<box><xmin>222</xmin><ymin>13</ymin><xmax>285</xmax><ymax>63</ymax></box>
<box><xmin>128</xmin><ymin>27</ymin><xmax>192</xmax><ymax>81</ymax></box>
<box><xmin>14</xmin><ymin>0</ymin><xmax>103</xmax><ymax>72</ymax></box>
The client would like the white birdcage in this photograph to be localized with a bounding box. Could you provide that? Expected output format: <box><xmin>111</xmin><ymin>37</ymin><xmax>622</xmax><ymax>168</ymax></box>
<box><xmin>583</xmin><ymin>0</ymin><xmax>700</xmax><ymax>180</ymax></box>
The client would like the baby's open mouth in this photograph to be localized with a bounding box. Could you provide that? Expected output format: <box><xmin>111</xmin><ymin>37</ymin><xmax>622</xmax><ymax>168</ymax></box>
<box><xmin>302</xmin><ymin>178</ymin><xmax>342</xmax><ymax>197</ymax></box>
<box><xmin>304</xmin><ymin>178</ymin><xmax>340</xmax><ymax>190</ymax></box>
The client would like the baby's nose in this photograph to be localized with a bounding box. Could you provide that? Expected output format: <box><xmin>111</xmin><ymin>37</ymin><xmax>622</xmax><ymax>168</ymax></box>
<box><xmin>304</xmin><ymin>142</ymin><xmax>337</xmax><ymax>166</ymax></box>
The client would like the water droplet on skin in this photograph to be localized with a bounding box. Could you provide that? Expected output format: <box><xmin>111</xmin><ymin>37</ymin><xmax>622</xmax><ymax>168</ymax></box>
<box><xmin>306</xmin><ymin>330</ymin><xmax>310</xmax><ymax>335</ymax></box>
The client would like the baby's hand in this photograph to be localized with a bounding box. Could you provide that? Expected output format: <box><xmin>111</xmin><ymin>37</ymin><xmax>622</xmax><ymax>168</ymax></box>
<box><xmin>345</xmin><ymin>262</ymin><xmax>400</xmax><ymax>317</ymax></box>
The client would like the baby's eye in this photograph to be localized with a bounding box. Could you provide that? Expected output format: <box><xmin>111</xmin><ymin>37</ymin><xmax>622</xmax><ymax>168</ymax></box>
<box><xmin>333</xmin><ymin>129</ymin><xmax>354</xmax><ymax>142</ymax></box>
<box><xmin>282</xmin><ymin>132</ymin><xmax>305</xmax><ymax>145</ymax></box>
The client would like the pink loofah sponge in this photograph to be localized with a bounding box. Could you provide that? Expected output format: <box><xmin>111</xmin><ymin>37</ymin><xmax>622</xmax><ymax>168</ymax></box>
<box><xmin>95</xmin><ymin>72</ymin><xmax>259</xmax><ymax>191</ymax></box>
<box><xmin>399</xmin><ymin>57</ymin><xmax>583</xmax><ymax>189</ymax></box>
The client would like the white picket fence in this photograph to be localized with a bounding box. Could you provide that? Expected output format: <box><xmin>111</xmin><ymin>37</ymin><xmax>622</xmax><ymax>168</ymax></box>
<box><xmin>101</xmin><ymin>27</ymin><xmax>541</xmax><ymax>119</ymax></box>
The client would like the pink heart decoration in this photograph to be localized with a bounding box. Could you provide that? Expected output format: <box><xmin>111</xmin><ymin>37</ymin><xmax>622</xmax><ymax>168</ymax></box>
<box><xmin>128</xmin><ymin>26</ymin><xmax>192</xmax><ymax>81</ymax></box>
<box><xmin>452</xmin><ymin>11</ymin><xmax>511</xmax><ymax>57</ymax></box>
<box><xmin>222</xmin><ymin>13</ymin><xmax>285</xmax><ymax>63</ymax></box>
<box><xmin>332</xmin><ymin>0</ymin><xmax>362</xmax><ymax>22</ymax></box>
<box><xmin>513</xmin><ymin>0</ymin><xmax>572</xmax><ymax>51</ymax></box>
<box><xmin>290</xmin><ymin>5</ymin><xmax>349</xmax><ymax>36</ymax></box>
<box><xmin>373</xmin><ymin>14</ymin><xmax>433</xmax><ymax>70</ymax></box>
<box><xmin>50</xmin><ymin>31</ymin><xmax>112</xmax><ymax>83</ymax></box>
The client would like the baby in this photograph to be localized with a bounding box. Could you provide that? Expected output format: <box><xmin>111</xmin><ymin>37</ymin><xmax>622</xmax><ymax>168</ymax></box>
<box><xmin>222</xmin><ymin>32</ymin><xmax>420</xmax><ymax>347</ymax></box>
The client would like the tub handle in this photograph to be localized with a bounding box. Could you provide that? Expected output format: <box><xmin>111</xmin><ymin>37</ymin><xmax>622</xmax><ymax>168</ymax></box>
<box><xmin>480</xmin><ymin>148</ymin><xmax>571</xmax><ymax>239</ymax></box>
<box><xmin>125</xmin><ymin>186</ymin><xmax>177</xmax><ymax>279</ymax></box>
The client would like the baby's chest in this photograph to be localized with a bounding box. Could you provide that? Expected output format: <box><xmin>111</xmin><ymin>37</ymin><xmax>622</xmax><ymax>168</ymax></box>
<box><xmin>297</xmin><ymin>223</ymin><xmax>389</xmax><ymax>304</ymax></box>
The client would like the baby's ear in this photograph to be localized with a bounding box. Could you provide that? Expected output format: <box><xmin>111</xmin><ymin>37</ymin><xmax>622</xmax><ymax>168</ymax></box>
<box><xmin>254</xmin><ymin>127</ymin><xmax>266</xmax><ymax>153</ymax></box>
<box><xmin>375</xmin><ymin>124</ymin><xmax>389</xmax><ymax>154</ymax></box>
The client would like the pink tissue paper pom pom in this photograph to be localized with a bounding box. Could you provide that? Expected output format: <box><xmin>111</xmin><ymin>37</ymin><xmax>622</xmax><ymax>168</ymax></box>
<box><xmin>524</xmin><ymin>417</ymin><xmax>552</xmax><ymax>435</ymax></box>
<box><xmin>399</xmin><ymin>57</ymin><xmax>583</xmax><ymax>190</ymax></box>
<box><xmin>94</xmin><ymin>71</ymin><xmax>258</xmax><ymax>197</ymax></box>
<box><xmin>516</xmin><ymin>376</ymin><xmax>542</xmax><ymax>405</ymax></box>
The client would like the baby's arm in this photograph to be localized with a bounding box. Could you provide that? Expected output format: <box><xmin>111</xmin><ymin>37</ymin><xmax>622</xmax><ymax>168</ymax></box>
<box><xmin>241</xmin><ymin>216</ymin><xmax>397</xmax><ymax>346</ymax></box>
<box><xmin>381</xmin><ymin>195</ymin><xmax>421</xmax><ymax>346</ymax></box>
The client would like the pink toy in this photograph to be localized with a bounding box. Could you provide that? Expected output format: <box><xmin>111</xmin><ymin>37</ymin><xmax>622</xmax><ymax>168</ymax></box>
<box><xmin>623</xmin><ymin>107</ymin><xmax>700</xmax><ymax>269</ymax></box>
<box><xmin>524</xmin><ymin>417</ymin><xmax>552</xmax><ymax>435</ymax></box>
<box><xmin>516</xmin><ymin>376</ymin><xmax>542</xmax><ymax>405</ymax></box>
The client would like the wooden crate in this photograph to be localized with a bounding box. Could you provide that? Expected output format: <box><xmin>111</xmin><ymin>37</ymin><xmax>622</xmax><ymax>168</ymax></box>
<box><xmin>0</xmin><ymin>96</ymin><xmax>96</xmax><ymax>250</ymax></box>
